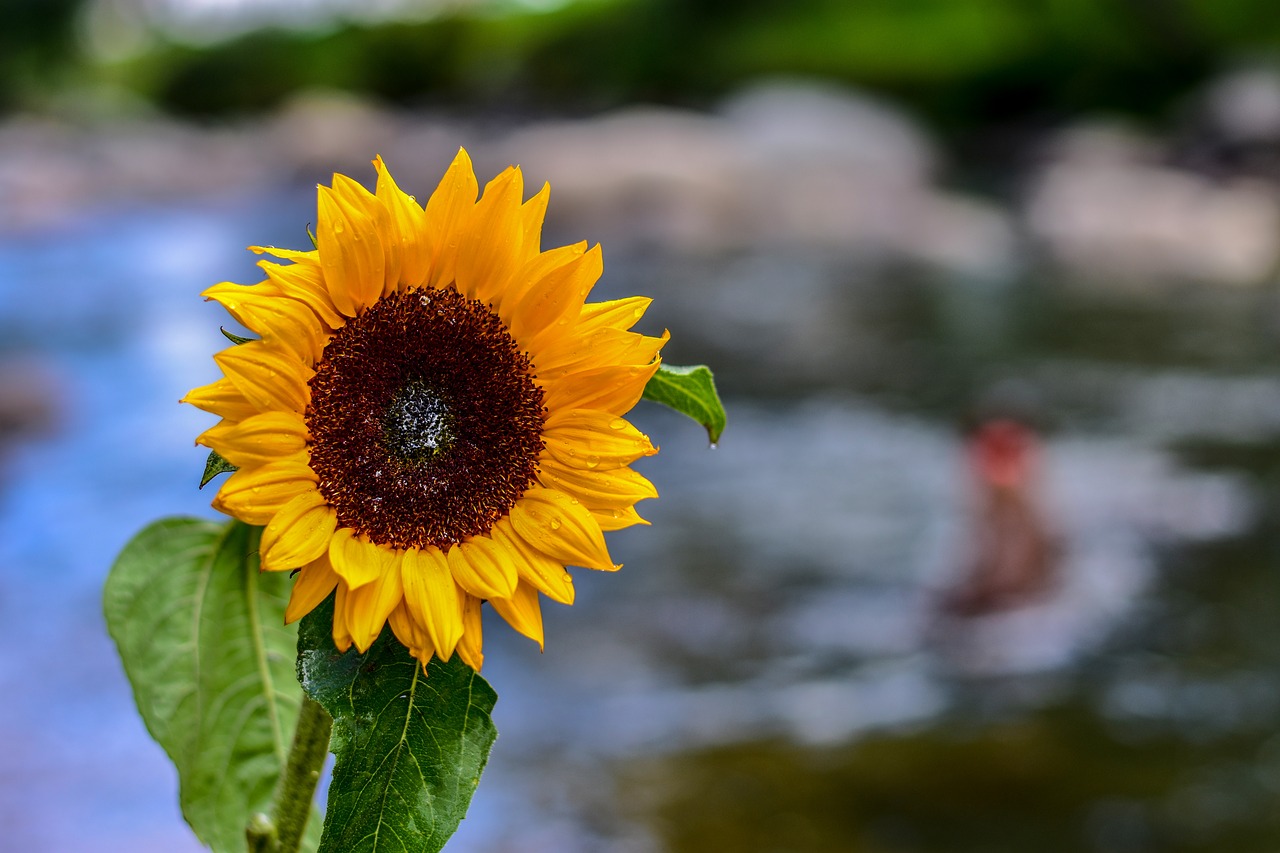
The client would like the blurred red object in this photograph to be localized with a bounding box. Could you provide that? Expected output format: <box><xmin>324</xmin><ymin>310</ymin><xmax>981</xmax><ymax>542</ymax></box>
<box><xmin>942</xmin><ymin>419</ymin><xmax>1060</xmax><ymax>616</ymax></box>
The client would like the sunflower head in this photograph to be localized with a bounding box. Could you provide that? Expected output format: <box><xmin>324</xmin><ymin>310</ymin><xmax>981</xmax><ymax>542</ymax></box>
<box><xmin>183</xmin><ymin>149</ymin><xmax>666</xmax><ymax>670</ymax></box>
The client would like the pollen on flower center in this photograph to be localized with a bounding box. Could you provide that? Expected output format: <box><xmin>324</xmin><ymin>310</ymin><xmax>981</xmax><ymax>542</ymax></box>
<box><xmin>305</xmin><ymin>286</ymin><xmax>546</xmax><ymax>550</ymax></box>
<box><xmin>384</xmin><ymin>381</ymin><xmax>453</xmax><ymax>461</ymax></box>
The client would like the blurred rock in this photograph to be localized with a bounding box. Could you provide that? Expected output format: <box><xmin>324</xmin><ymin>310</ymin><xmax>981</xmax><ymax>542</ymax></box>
<box><xmin>0</xmin><ymin>117</ymin><xmax>91</xmax><ymax>229</ymax></box>
<box><xmin>722</xmin><ymin>80</ymin><xmax>1020</xmax><ymax>279</ymax></box>
<box><xmin>1175</xmin><ymin>65</ymin><xmax>1280</xmax><ymax>188</ymax></box>
<box><xmin>0</xmin><ymin>93</ymin><xmax>492</xmax><ymax>231</ymax></box>
<box><xmin>1202</xmin><ymin>66</ymin><xmax>1280</xmax><ymax>147</ymax></box>
<box><xmin>265</xmin><ymin>89</ymin><xmax>408</xmax><ymax>180</ymax></box>
<box><xmin>0</xmin><ymin>115</ymin><xmax>272</xmax><ymax>229</ymax></box>
<box><xmin>496</xmin><ymin>107</ymin><xmax>751</xmax><ymax>254</ymax></box>
<box><xmin>499</xmin><ymin>80</ymin><xmax>1017</xmax><ymax>280</ymax></box>
<box><xmin>1025</xmin><ymin>123</ymin><xmax>1280</xmax><ymax>285</ymax></box>
<box><xmin>720</xmin><ymin>79</ymin><xmax>936</xmax><ymax>186</ymax></box>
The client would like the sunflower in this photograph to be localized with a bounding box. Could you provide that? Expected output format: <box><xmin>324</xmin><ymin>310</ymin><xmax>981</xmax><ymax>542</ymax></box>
<box><xmin>183</xmin><ymin>149</ymin><xmax>665</xmax><ymax>670</ymax></box>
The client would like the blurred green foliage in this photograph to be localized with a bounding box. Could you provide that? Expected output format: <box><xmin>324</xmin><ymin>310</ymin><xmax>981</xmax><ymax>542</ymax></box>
<box><xmin>0</xmin><ymin>0</ymin><xmax>84</xmax><ymax>111</ymax></box>
<box><xmin>18</xmin><ymin>0</ymin><xmax>1280</xmax><ymax>126</ymax></box>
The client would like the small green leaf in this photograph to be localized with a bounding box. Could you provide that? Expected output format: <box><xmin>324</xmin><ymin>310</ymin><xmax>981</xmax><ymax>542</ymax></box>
<box><xmin>220</xmin><ymin>326</ymin><xmax>256</xmax><ymax>345</ymax></box>
<box><xmin>104</xmin><ymin>518</ymin><xmax>321</xmax><ymax>853</ymax></box>
<box><xmin>299</xmin><ymin>597</ymin><xmax>498</xmax><ymax>853</ymax></box>
<box><xmin>200</xmin><ymin>450</ymin><xmax>238</xmax><ymax>489</ymax></box>
<box><xmin>306</xmin><ymin>224</ymin><xmax>318</xmax><ymax>249</ymax></box>
<box><xmin>642</xmin><ymin>363</ymin><xmax>727</xmax><ymax>444</ymax></box>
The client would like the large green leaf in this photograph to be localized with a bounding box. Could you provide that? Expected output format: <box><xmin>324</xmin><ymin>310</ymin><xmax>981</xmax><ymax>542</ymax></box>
<box><xmin>642</xmin><ymin>362</ymin><xmax>727</xmax><ymax>444</ymax></box>
<box><xmin>104</xmin><ymin>518</ymin><xmax>320</xmax><ymax>852</ymax></box>
<box><xmin>298</xmin><ymin>597</ymin><xmax>498</xmax><ymax>853</ymax></box>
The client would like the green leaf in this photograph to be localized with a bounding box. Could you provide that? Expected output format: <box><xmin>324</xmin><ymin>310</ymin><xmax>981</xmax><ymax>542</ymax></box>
<box><xmin>298</xmin><ymin>597</ymin><xmax>498</xmax><ymax>853</ymax></box>
<box><xmin>220</xmin><ymin>326</ymin><xmax>256</xmax><ymax>345</ymax></box>
<box><xmin>200</xmin><ymin>450</ymin><xmax>238</xmax><ymax>489</ymax></box>
<box><xmin>104</xmin><ymin>518</ymin><xmax>321</xmax><ymax>853</ymax></box>
<box><xmin>642</xmin><ymin>363</ymin><xmax>727</xmax><ymax>444</ymax></box>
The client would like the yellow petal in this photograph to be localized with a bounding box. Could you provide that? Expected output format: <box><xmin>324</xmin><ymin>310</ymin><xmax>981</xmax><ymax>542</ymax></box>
<box><xmin>534</xmin><ymin>327</ymin><xmax>668</xmax><ymax>380</ymax></box>
<box><xmin>343</xmin><ymin>550</ymin><xmax>404</xmax><ymax>653</ymax></box>
<box><xmin>258</xmin><ymin>259</ymin><xmax>344</xmax><ymax>329</ymax></box>
<box><xmin>285</xmin><ymin>552</ymin><xmax>341</xmax><ymax>624</ymax></box>
<box><xmin>576</xmin><ymin>295</ymin><xmax>652</xmax><ymax>333</ymax></box>
<box><xmin>387</xmin><ymin>603</ymin><xmax>438</xmax><ymax>669</ymax></box>
<box><xmin>214</xmin><ymin>342</ymin><xmax>313</xmax><ymax>415</ymax></box>
<box><xmin>202</xmin><ymin>281</ymin><xmax>328</xmax><ymax>364</ymax></box>
<box><xmin>197</xmin><ymin>410</ymin><xmax>308</xmax><ymax>468</ymax></box>
<box><xmin>386</xmin><ymin>601</ymin><xmax>423</xmax><ymax>646</ymax></box>
<box><xmin>332</xmin><ymin>580</ymin><xmax>353</xmax><ymax>652</ymax></box>
<box><xmin>328</xmin><ymin>528</ymin><xmax>396</xmax><ymax>590</ymax></box>
<box><xmin>490</xmin><ymin>518</ymin><xmax>574</xmax><ymax>605</ymax></box>
<box><xmin>455</xmin><ymin>166</ymin><xmax>524</xmax><ymax>305</ymax></box>
<box><xmin>490</xmin><ymin>582</ymin><xmax>544</xmax><ymax>650</ymax></box>
<box><xmin>401</xmin><ymin>546</ymin><xmax>464</xmax><ymax>661</ymax></box>
<box><xmin>317</xmin><ymin>183</ymin><xmax>385</xmax><ymax>316</ymax></box>
<box><xmin>446</xmin><ymin>536</ymin><xmax>518</xmax><ymax>600</ymax></box>
<box><xmin>509</xmin><ymin>244</ymin><xmax>601</xmax><ymax>344</ymax></box>
<box><xmin>211</xmin><ymin>459</ymin><xmax>317</xmax><ymax>525</ymax></box>
<box><xmin>537</xmin><ymin>458</ymin><xmax>658</xmax><ymax>509</ymax></box>
<box><xmin>424</xmin><ymin>148</ymin><xmax>479</xmax><ymax>290</ymax></box>
<box><xmin>540</xmin><ymin>360</ymin><xmax>659</xmax><ymax>416</ymax></box>
<box><xmin>520</xmin><ymin>182</ymin><xmax>551</xmax><ymax>260</ymax></box>
<box><xmin>592</xmin><ymin>504</ymin><xmax>649</xmax><ymax>531</ymax></box>
<box><xmin>541</xmin><ymin>409</ymin><xmax>657</xmax><ymax>471</ymax></box>
<box><xmin>509</xmin><ymin>487</ymin><xmax>616</xmax><ymax>572</ymax></box>
<box><xmin>332</xmin><ymin>172</ymin><xmax>401</xmax><ymax>296</ymax></box>
<box><xmin>374</xmin><ymin>155</ymin><xmax>431</xmax><ymax>290</ymax></box>
<box><xmin>455</xmin><ymin>594</ymin><xmax>485</xmax><ymax>671</ymax></box>
<box><xmin>182</xmin><ymin>377</ymin><xmax>258</xmax><ymax>423</ymax></box>
<box><xmin>494</xmin><ymin>240</ymin><xmax>584</xmax><ymax>320</ymax></box>
<box><xmin>250</xmin><ymin>245</ymin><xmax>318</xmax><ymax>263</ymax></box>
<box><xmin>260</xmin><ymin>491</ymin><xmax>337</xmax><ymax>572</ymax></box>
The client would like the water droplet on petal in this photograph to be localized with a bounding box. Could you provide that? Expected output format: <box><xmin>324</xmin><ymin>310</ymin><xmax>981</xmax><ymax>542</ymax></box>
<box><xmin>609</xmin><ymin>419</ymin><xmax>626</xmax><ymax>430</ymax></box>
<box><xmin>549</xmin><ymin>519</ymin><xmax>561</xmax><ymax>530</ymax></box>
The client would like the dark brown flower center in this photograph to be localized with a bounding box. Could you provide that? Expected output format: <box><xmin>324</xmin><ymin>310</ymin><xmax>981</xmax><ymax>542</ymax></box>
<box><xmin>305</xmin><ymin>286</ymin><xmax>545</xmax><ymax>550</ymax></box>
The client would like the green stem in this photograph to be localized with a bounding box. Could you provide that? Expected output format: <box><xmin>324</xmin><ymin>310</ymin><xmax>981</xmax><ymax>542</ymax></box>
<box><xmin>260</xmin><ymin>693</ymin><xmax>333</xmax><ymax>853</ymax></box>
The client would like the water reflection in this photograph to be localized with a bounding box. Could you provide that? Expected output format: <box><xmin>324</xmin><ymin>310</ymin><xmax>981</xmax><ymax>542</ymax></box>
<box><xmin>0</xmin><ymin>183</ymin><xmax>1276</xmax><ymax>850</ymax></box>
<box><xmin>616</xmin><ymin>516</ymin><xmax>1280</xmax><ymax>853</ymax></box>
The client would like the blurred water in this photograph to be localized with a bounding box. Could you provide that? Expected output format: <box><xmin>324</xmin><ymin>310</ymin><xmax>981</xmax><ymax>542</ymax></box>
<box><xmin>1</xmin><ymin>188</ymin><xmax>1278</xmax><ymax>851</ymax></box>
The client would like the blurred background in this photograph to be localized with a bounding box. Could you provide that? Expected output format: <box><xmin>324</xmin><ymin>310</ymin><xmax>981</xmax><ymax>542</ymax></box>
<box><xmin>5</xmin><ymin>0</ymin><xmax>1280</xmax><ymax>850</ymax></box>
